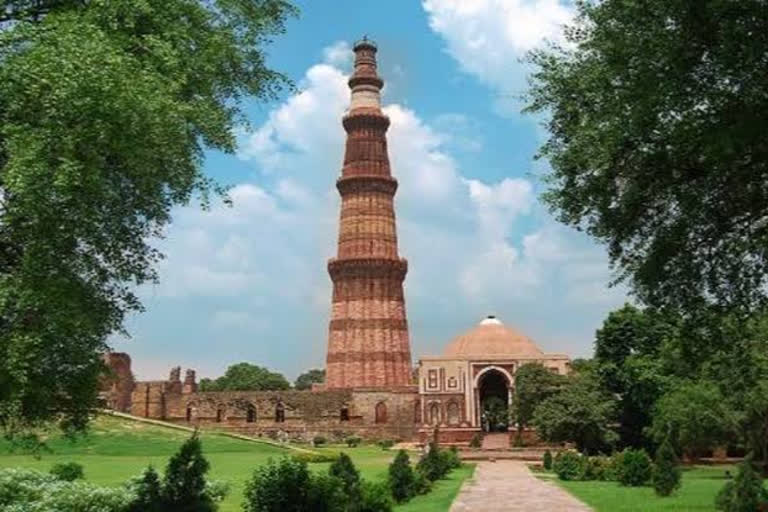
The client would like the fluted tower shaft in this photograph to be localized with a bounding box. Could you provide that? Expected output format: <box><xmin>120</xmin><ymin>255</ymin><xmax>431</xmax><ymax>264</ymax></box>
<box><xmin>325</xmin><ymin>39</ymin><xmax>412</xmax><ymax>389</ymax></box>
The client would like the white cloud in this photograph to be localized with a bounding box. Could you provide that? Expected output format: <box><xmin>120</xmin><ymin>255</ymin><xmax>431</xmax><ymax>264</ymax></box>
<box><xmin>123</xmin><ymin>40</ymin><xmax>625</xmax><ymax>379</ymax></box>
<box><xmin>423</xmin><ymin>0</ymin><xmax>574</xmax><ymax>115</ymax></box>
<box><xmin>322</xmin><ymin>40</ymin><xmax>353</xmax><ymax>69</ymax></box>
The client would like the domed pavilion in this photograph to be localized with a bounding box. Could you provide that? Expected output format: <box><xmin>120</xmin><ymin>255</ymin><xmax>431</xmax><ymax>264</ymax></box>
<box><xmin>416</xmin><ymin>315</ymin><xmax>571</xmax><ymax>443</ymax></box>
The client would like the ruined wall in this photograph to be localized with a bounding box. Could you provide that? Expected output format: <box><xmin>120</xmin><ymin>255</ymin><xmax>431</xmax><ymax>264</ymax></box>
<box><xmin>101</xmin><ymin>352</ymin><xmax>135</xmax><ymax>412</ymax></box>
<box><xmin>136</xmin><ymin>383</ymin><xmax>420</xmax><ymax>442</ymax></box>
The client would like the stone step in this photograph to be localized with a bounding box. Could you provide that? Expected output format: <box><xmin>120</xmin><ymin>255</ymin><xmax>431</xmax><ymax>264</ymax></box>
<box><xmin>460</xmin><ymin>450</ymin><xmax>547</xmax><ymax>462</ymax></box>
<box><xmin>481</xmin><ymin>432</ymin><xmax>510</xmax><ymax>450</ymax></box>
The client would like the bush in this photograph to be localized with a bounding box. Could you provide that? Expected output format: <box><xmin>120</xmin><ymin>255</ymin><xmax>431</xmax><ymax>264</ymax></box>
<box><xmin>293</xmin><ymin>452</ymin><xmax>339</xmax><ymax>464</ymax></box>
<box><xmin>161</xmin><ymin>432</ymin><xmax>217</xmax><ymax>511</ymax></box>
<box><xmin>359</xmin><ymin>481</ymin><xmax>393</xmax><ymax>512</ymax></box>
<box><xmin>416</xmin><ymin>442</ymin><xmax>453</xmax><ymax>482</ymax></box>
<box><xmin>329</xmin><ymin>453</ymin><xmax>361</xmax><ymax>504</ymax></box>
<box><xmin>578</xmin><ymin>456</ymin><xmax>604</xmax><ymax>481</ymax></box>
<box><xmin>716</xmin><ymin>453</ymin><xmax>768</xmax><ymax>512</ymax></box>
<box><xmin>0</xmin><ymin>468</ymin><xmax>132</xmax><ymax>511</ymax></box>
<box><xmin>128</xmin><ymin>466</ymin><xmax>163</xmax><ymax>512</ymax></box>
<box><xmin>617</xmin><ymin>448</ymin><xmax>652</xmax><ymax>487</ymax></box>
<box><xmin>440</xmin><ymin>447</ymin><xmax>462</xmax><ymax>471</ymax></box>
<box><xmin>306</xmin><ymin>473</ymin><xmax>346</xmax><ymax>512</ymax></box>
<box><xmin>388</xmin><ymin>450</ymin><xmax>415</xmax><ymax>503</ymax></box>
<box><xmin>653</xmin><ymin>433</ymin><xmax>682</xmax><ymax>497</ymax></box>
<box><xmin>542</xmin><ymin>450</ymin><xmax>553</xmax><ymax>471</ymax></box>
<box><xmin>313</xmin><ymin>436</ymin><xmax>327</xmax><ymax>446</ymax></box>
<box><xmin>553</xmin><ymin>451</ymin><xmax>583</xmax><ymax>481</ymax></box>
<box><xmin>378</xmin><ymin>439</ymin><xmax>395</xmax><ymax>450</ymax></box>
<box><xmin>50</xmin><ymin>462</ymin><xmax>84</xmax><ymax>482</ymax></box>
<box><xmin>469</xmin><ymin>433</ymin><xmax>482</xmax><ymax>448</ymax></box>
<box><xmin>245</xmin><ymin>456</ymin><xmax>345</xmax><ymax>512</ymax></box>
<box><xmin>346</xmin><ymin>436</ymin><xmax>361</xmax><ymax>448</ymax></box>
<box><xmin>412</xmin><ymin>471</ymin><xmax>432</xmax><ymax>495</ymax></box>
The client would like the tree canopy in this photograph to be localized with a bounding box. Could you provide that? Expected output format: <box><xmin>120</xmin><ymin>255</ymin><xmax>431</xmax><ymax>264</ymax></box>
<box><xmin>199</xmin><ymin>363</ymin><xmax>290</xmax><ymax>392</ymax></box>
<box><xmin>294</xmin><ymin>369</ymin><xmax>325</xmax><ymax>391</ymax></box>
<box><xmin>509</xmin><ymin>363</ymin><xmax>564</xmax><ymax>438</ymax></box>
<box><xmin>0</xmin><ymin>0</ymin><xmax>296</xmax><ymax>433</ymax></box>
<box><xmin>526</xmin><ymin>0</ymin><xmax>768</xmax><ymax>312</ymax></box>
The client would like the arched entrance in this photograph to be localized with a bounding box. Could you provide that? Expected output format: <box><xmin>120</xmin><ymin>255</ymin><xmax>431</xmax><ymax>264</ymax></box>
<box><xmin>477</xmin><ymin>368</ymin><xmax>511</xmax><ymax>432</ymax></box>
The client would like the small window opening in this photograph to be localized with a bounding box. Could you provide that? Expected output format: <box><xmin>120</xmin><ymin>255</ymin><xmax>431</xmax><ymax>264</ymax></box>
<box><xmin>340</xmin><ymin>407</ymin><xmax>350</xmax><ymax>422</ymax></box>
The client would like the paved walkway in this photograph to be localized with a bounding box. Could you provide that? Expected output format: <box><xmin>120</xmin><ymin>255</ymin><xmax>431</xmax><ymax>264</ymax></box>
<box><xmin>450</xmin><ymin>461</ymin><xmax>592</xmax><ymax>512</ymax></box>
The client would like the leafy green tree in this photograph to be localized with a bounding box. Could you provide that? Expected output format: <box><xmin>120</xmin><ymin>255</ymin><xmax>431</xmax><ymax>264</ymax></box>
<box><xmin>617</xmin><ymin>448</ymin><xmax>652</xmax><ymax>487</ymax></box>
<box><xmin>294</xmin><ymin>369</ymin><xmax>325</xmax><ymax>390</ymax></box>
<box><xmin>359</xmin><ymin>481</ymin><xmax>393</xmax><ymax>512</ymax></box>
<box><xmin>162</xmin><ymin>432</ymin><xmax>214</xmax><ymax>512</ymax></box>
<box><xmin>649</xmin><ymin>381</ymin><xmax>737</xmax><ymax>461</ymax></box>
<box><xmin>482</xmin><ymin>396</ymin><xmax>508</xmax><ymax>432</ymax></box>
<box><xmin>526</xmin><ymin>0</ymin><xmax>768</xmax><ymax>312</ymax></box>
<box><xmin>652</xmin><ymin>429</ymin><xmax>681</xmax><ymax>497</ymax></box>
<box><xmin>244</xmin><ymin>457</ymin><xmax>311</xmax><ymax>512</ymax></box>
<box><xmin>328</xmin><ymin>453</ymin><xmax>361</xmax><ymax>508</ymax></box>
<box><xmin>199</xmin><ymin>363</ymin><xmax>290</xmax><ymax>391</ymax></box>
<box><xmin>510</xmin><ymin>363</ymin><xmax>565</xmax><ymax>442</ymax></box>
<box><xmin>533</xmin><ymin>373</ymin><xmax>618</xmax><ymax>454</ymax></box>
<box><xmin>593</xmin><ymin>304</ymin><xmax>673</xmax><ymax>449</ymax></box>
<box><xmin>129</xmin><ymin>466</ymin><xmax>163</xmax><ymax>512</ymax></box>
<box><xmin>387</xmin><ymin>450</ymin><xmax>415</xmax><ymax>503</ymax></box>
<box><xmin>716</xmin><ymin>453</ymin><xmax>768</xmax><ymax>512</ymax></box>
<box><xmin>0</xmin><ymin>0</ymin><xmax>297</xmax><ymax>434</ymax></box>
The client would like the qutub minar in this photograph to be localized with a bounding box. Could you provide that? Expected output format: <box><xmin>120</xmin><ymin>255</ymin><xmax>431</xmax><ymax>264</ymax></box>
<box><xmin>102</xmin><ymin>39</ymin><xmax>571</xmax><ymax>445</ymax></box>
<box><xmin>325</xmin><ymin>38</ymin><xmax>412</xmax><ymax>389</ymax></box>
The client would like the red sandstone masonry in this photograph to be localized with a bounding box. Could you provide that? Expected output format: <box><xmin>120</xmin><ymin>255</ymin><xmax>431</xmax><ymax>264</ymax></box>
<box><xmin>325</xmin><ymin>39</ymin><xmax>412</xmax><ymax>389</ymax></box>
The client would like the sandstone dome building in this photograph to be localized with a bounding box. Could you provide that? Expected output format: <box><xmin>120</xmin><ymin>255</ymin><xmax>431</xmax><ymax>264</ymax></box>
<box><xmin>104</xmin><ymin>39</ymin><xmax>571</xmax><ymax>445</ymax></box>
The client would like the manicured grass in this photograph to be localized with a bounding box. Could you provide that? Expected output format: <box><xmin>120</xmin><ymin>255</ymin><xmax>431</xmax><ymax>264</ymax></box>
<box><xmin>0</xmin><ymin>415</ymin><xmax>472</xmax><ymax>511</ymax></box>
<box><xmin>553</xmin><ymin>465</ymin><xmax>738</xmax><ymax>511</ymax></box>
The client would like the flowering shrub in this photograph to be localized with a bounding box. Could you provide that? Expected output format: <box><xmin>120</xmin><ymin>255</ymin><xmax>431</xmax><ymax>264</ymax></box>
<box><xmin>0</xmin><ymin>468</ymin><xmax>134</xmax><ymax>511</ymax></box>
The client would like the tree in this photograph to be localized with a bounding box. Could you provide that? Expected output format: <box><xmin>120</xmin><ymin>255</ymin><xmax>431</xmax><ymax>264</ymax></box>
<box><xmin>294</xmin><ymin>369</ymin><xmax>325</xmax><ymax>390</ymax></box>
<box><xmin>649</xmin><ymin>380</ymin><xmax>737</xmax><ymax>461</ymax></box>
<box><xmin>387</xmin><ymin>450</ymin><xmax>415</xmax><ymax>503</ymax></box>
<box><xmin>244</xmin><ymin>457</ymin><xmax>312</xmax><ymax>512</ymax></box>
<box><xmin>593</xmin><ymin>304</ymin><xmax>673</xmax><ymax>449</ymax></box>
<box><xmin>526</xmin><ymin>0</ymin><xmax>768</xmax><ymax>312</ymax></box>
<box><xmin>129</xmin><ymin>466</ymin><xmax>163</xmax><ymax>512</ymax></box>
<box><xmin>716</xmin><ymin>453</ymin><xmax>768</xmax><ymax>512</ymax></box>
<box><xmin>328</xmin><ymin>453</ymin><xmax>362</xmax><ymax>507</ymax></box>
<box><xmin>162</xmin><ymin>432</ymin><xmax>214</xmax><ymax>512</ymax></box>
<box><xmin>652</xmin><ymin>429</ymin><xmax>681</xmax><ymax>497</ymax></box>
<box><xmin>0</xmin><ymin>0</ymin><xmax>297</xmax><ymax>434</ymax></box>
<box><xmin>510</xmin><ymin>363</ymin><xmax>565</xmax><ymax>442</ymax></box>
<box><xmin>533</xmin><ymin>373</ymin><xmax>618</xmax><ymax>454</ymax></box>
<box><xmin>199</xmin><ymin>363</ymin><xmax>290</xmax><ymax>392</ymax></box>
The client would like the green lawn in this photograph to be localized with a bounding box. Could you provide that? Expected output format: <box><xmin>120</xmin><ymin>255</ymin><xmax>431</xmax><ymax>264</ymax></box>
<box><xmin>0</xmin><ymin>415</ymin><xmax>471</xmax><ymax>511</ymax></box>
<box><xmin>548</xmin><ymin>465</ymin><xmax>737</xmax><ymax>511</ymax></box>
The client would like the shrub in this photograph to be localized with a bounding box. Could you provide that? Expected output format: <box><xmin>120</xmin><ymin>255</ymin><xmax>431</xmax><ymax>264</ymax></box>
<box><xmin>653</xmin><ymin>432</ymin><xmax>682</xmax><ymax>497</ymax></box>
<box><xmin>412</xmin><ymin>471</ymin><xmax>432</xmax><ymax>495</ymax></box>
<box><xmin>579</xmin><ymin>456</ymin><xmax>604</xmax><ymax>481</ymax></box>
<box><xmin>388</xmin><ymin>450</ymin><xmax>415</xmax><ymax>503</ymax></box>
<box><xmin>161</xmin><ymin>432</ymin><xmax>217</xmax><ymax>511</ymax></box>
<box><xmin>553</xmin><ymin>451</ymin><xmax>582</xmax><ymax>481</ymax></box>
<box><xmin>543</xmin><ymin>450</ymin><xmax>553</xmax><ymax>471</ymax></box>
<box><xmin>293</xmin><ymin>452</ymin><xmax>339</xmax><ymax>464</ymax></box>
<box><xmin>128</xmin><ymin>466</ymin><xmax>163</xmax><ymax>512</ymax></box>
<box><xmin>244</xmin><ymin>457</ymin><xmax>312</xmax><ymax>511</ymax></box>
<box><xmin>306</xmin><ymin>473</ymin><xmax>346</xmax><ymax>512</ymax></box>
<box><xmin>346</xmin><ymin>436</ymin><xmax>361</xmax><ymax>448</ymax></box>
<box><xmin>469</xmin><ymin>433</ymin><xmax>482</xmax><ymax>448</ymax></box>
<box><xmin>359</xmin><ymin>481</ymin><xmax>393</xmax><ymax>512</ymax></box>
<box><xmin>313</xmin><ymin>436</ymin><xmax>327</xmax><ymax>446</ymax></box>
<box><xmin>617</xmin><ymin>448</ymin><xmax>652</xmax><ymax>487</ymax></box>
<box><xmin>716</xmin><ymin>453</ymin><xmax>768</xmax><ymax>512</ymax></box>
<box><xmin>0</xmin><ymin>468</ymin><xmax>132</xmax><ymax>511</ymax></box>
<box><xmin>378</xmin><ymin>439</ymin><xmax>395</xmax><ymax>450</ymax></box>
<box><xmin>440</xmin><ymin>447</ymin><xmax>462</xmax><ymax>471</ymax></box>
<box><xmin>417</xmin><ymin>442</ymin><xmax>452</xmax><ymax>481</ymax></box>
<box><xmin>329</xmin><ymin>453</ymin><xmax>361</xmax><ymax>504</ymax></box>
<box><xmin>50</xmin><ymin>462</ymin><xmax>84</xmax><ymax>482</ymax></box>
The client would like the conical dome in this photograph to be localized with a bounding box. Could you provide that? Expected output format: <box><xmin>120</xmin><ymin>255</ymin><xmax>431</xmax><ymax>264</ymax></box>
<box><xmin>443</xmin><ymin>316</ymin><xmax>544</xmax><ymax>358</ymax></box>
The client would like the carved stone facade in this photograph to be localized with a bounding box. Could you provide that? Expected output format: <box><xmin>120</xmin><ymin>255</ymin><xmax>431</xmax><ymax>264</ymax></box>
<box><xmin>325</xmin><ymin>38</ymin><xmax>412</xmax><ymax>389</ymax></box>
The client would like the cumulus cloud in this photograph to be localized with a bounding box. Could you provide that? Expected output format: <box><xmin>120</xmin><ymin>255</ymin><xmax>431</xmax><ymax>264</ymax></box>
<box><xmin>422</xmin><ymin>0</ymin><xmax>574</xmax><ymax>114</ymax></box>
<box><xmin>121</xmin><ymin>40</ymin><xmax>624</xmax><ymax>379</ymax></box>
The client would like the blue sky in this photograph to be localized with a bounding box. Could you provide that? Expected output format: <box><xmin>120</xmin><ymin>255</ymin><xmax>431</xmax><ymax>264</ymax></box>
<box><xmin>114</xmin><ymin>0</ymin><xmax>628</xmax><ymax>381</ymax></box>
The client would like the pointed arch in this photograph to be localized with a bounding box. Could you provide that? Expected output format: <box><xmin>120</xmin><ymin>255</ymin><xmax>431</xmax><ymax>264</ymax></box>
<box><xmin>375</xmin><ymin>402</ymin><xmax>387</xmax><ymax>424</ymax></box>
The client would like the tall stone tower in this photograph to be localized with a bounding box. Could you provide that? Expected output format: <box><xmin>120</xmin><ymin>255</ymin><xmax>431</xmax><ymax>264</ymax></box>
<box><xmin>325</xmin><ymin>38</ymin><xmax>412</xmax><ymax>389</ymax></box>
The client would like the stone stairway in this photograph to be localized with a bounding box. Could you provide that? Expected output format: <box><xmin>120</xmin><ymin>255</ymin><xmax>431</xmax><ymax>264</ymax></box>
<box><xmin>481</xmin><ymin>432</ymin><xmax>510</xmax><ymax>450</ymax></box>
